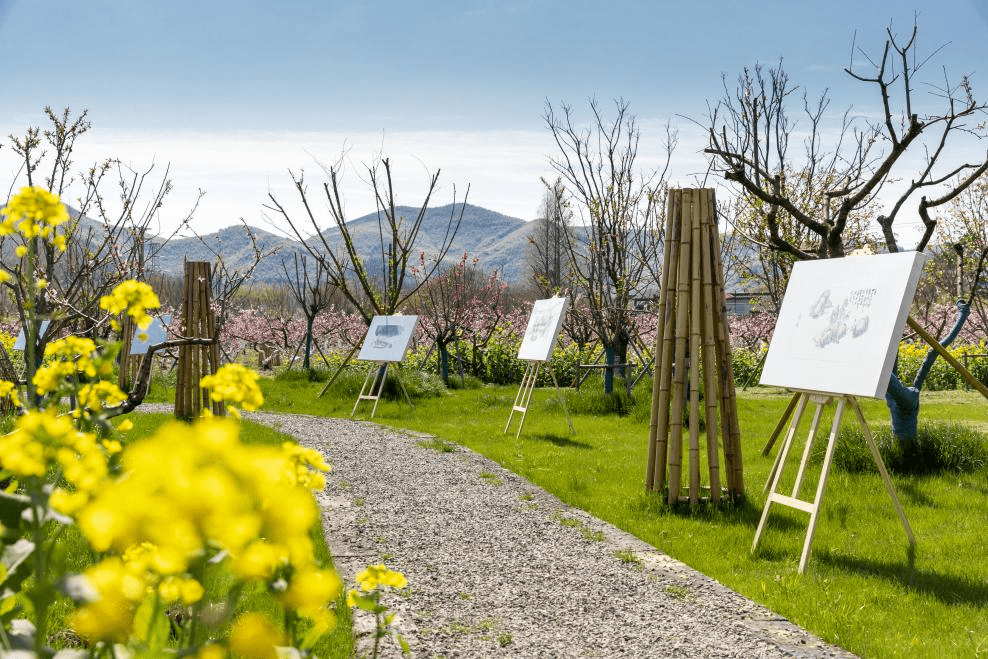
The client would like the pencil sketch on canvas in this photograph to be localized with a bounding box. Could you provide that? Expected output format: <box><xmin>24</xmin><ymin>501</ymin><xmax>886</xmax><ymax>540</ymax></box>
<box><xmin>518</xmin><ymin>297</ymin><xmax>569</xmax><ymax>362</ymax></box>
<box><xmin>358</xmin><ymin>315</ymin><xmax>419</xmax><ymax>363</ymax></box>
<box><xmin>759</xmin><ymin>251</ymin><xmax>928</xmax><ymax>399</ymax></box>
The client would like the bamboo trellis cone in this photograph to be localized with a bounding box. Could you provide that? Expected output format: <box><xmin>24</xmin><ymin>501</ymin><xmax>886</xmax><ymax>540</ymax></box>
<box><xmin>118</xmin><ymin>315</ymin><xmax>140</xmax><ymax>392</ymax></box>
<box><xmin>645</xmin><ymin>188</ymin><xmax>743</xmax><ymax>504</ymax></box>
<box><xmin>175</xmin><ymin>261</ymin><xmax>224</xmax><ymax>418</ymax></box>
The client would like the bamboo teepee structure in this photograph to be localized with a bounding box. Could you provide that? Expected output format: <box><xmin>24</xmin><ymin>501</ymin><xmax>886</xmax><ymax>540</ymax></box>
<box><xmin>175</xmin><ymin>261</ymin><xmax>224</xmax><ymax>418</ymax></box>
<box><xmin>645</xmin><ymin>188</ymin><xmax>743</xmax><ymax>504</ymax></box>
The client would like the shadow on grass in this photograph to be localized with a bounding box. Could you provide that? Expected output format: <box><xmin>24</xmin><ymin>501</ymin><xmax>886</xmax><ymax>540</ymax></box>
<box><xmin>530</xmin><ymin>432</ymin><xmax>593</xmax><ymax>449</ymax></box>
<box><xmin>895</xmin><ymin>479</ymin><xmax>937</xmax><ymax>507</ymax></box>
<box><xmin>817</xmin><ymin>550</ymin><xmax>988</xmax><ymax>606</ymax></box>
<box><xmin>627</xmin><ymin>490</ymin><xmax>793</xmax><ymax>529</ymax></box>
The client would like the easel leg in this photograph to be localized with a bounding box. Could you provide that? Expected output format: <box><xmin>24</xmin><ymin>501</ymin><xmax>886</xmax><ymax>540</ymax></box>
<box><xmin>763</xmin><ymin>393</ymin><xmax>809</xmax><ymax>494</ymax></box>
<box><xmin>762</xmin><ymin>392</ymin><xmax>801</xmax><ymax>455</ymax></box>
<box><xmin>352</xmin><ymin>365</ymin><xmax>377</xmax><ymax>417</ymax></box>
<box><xmin>370</xmin><ymin>363</ymin><xmax>389</xmax><ymax>418</ymax></box>
<box><xmin>548</xmin><ymin>364</ymin><xmax>575</xmax><ymax>434</ymax></box>
<box><xmin>394</xmin><ymin>370</ymin><xmax>414</xmax><ymax>409</ymax></box>
<box><xmin>791</xmin><ymin>398</ymin><xmax>829</xmax><ymax>498</ymax></box>
<box><xmin>798</xmin><ymin>397</ymin><xmax>846</xmax><ymax>574</ymax></box>
<box><xmin>849</xmin><ymin>398</ymin><xmax>915</xmax><ymax>545</ymax></box>
<box><xmin>753</xmin><ymin>393</ymin><xmax>809</xmax><ymax>551</ymax></box>
<box><xmin>505</xmin><ymin>362</ymin><xmax>540</xmax><ymax>437</ymax></box>
<box><xmin>515</xmin><ymin>362</ymin><xmax>541</xmax><ymax>438</ymax></box>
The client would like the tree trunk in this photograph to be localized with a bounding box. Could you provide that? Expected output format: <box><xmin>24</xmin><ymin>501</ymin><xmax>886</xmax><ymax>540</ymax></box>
<box><xmin>884</xmin><ymin>300</ymin><xmax>970</xmax><ymax>445</ymax></box>
<box><xmin>303</xmin><ymin>316</ymin><xmax>314</xmax><ymax>370</ymax></box>
<box><xmin>603</xmin><ymin>346</ymin><xmax>615</xmax><ymax>394</ymax></box>
<box><xmin>438</xmin><ymin>341</ymin><xmax>450</xmax><ymax>382</ymax></box>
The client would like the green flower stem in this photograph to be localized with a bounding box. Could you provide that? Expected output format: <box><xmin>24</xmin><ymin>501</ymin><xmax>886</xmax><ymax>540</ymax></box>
<box><xmin>24</xmin><ymin>241</ymin><xmax>37</xmax><ymax>404</ymax></box>
<box><xmin>28</xmin><ymin>483</ymin><xmax>51</xmax><ymax>658</ymax></box>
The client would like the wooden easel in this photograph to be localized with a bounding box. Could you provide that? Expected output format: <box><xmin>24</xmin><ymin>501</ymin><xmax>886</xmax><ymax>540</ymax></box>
<box><xmin>351</xmin><ymin>361</ymin><xmax>413</xmax><ymax>419</ymax></box>
<box><xmin>504</xmin><ymin>361</ymin><xmax>573</xmax><ymax>438</ymax></box>
<box><xmin>753</xmin><ymin>390</ymin><xmax>914</xmax><ymax>573</ymax></box>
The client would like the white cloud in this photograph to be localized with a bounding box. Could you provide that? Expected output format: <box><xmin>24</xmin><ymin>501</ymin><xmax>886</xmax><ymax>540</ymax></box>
<box><xmin>0</xmin><ymin>125</ymin><xmax>716</xmax><ymax>236</ymax></box>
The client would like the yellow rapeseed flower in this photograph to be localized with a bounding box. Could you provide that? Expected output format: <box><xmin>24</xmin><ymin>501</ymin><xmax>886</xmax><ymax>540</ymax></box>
<box><xmin>77</xmin><ymin>380</ymin><xmax>127</xmax><ymax>412</ymax></box>
<box><xmin>99</xmin><ymin>280</ymin><xmax>160</xmax><ymax>330</ymax></box>
<box><xmin>0</xmin><ymin>186</ymin><xmax>70</xmax><ymax>244</ymax></box>
<box><xmin>199</xmin><ymin>363</ymin><xmax>264</xmax><ymax>417</ymax></box>
<box><xmin>0</xmin><ymin>380</ymin><xmax>21</xmax><ymax>407</ymax></box>
<box><xmin>197</xmin><ymin>644</ymin><xmax>226</xmax><ymax>659</ymax></box>
<box><xmin>231</xmin><ymin>540</ymin><xmax>283</xmax><ymax>582</ymax></box>
<box><xmin>68</xmin><ymin>556</ymin><xmax>148</xmax><ymax>643</ymax></box>
<box><xmin>74</xmin><ymin>416</ymin><xmax>329</xmax><ymax>582</ymax></box>
<box><xmin>228</xmin><ymin>612</ymin><xmax>282</xmax><ymax>659</ymax></box>
<box><xmin>354</xmin><ymin>564</ymin><xmax>407</xmax><ymax>592</ymax></box>
<box><xmin>279</xmin><ymin>566</ymin><xmax>341</xmax><ymax>619</ymax></box>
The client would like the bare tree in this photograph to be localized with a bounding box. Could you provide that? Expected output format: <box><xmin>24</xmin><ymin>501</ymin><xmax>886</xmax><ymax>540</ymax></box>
<box><xmin>544</xmin><ymin>98</ymin><xmax>672</xmax><ymax>393</ymax></box>
<box><xmin>705</xmin><ymin>23</ymin><xmax>988</xmax><ymax>444</ymax></box>
<box><xmin>282</xmin><ymin>252</ymin><xmax>335</xmax><ymax>371</ymax></box>
<box><xmin>265</xmin><ymin>157</ymin><xmax>468</xmax><ymax>328</ymax></box>
<box><xmin>527</xmin><ymin>177</ymin><xmax>574</xmax><ymax>296</ymax></box>
<box><xmin>936</xmin><ymin>176</ymin><xmax>988</xmax><ymax>333</ymax></box>
<box><xmin>2</xmin><ymin>107</ymin><xmax>197</xmax><ymax>393</ymax></box>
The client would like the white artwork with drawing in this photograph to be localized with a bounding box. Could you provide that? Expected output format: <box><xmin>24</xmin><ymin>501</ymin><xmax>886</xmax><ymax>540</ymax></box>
<box><xmin>357</xmin><ymin>315</ymin><xmax>419</xmax><ymax>363</ymax></box>
<box><xmin>517</xmin><ymin>297</ymin><xmax>569</xmax><ymax>362</ymax></box>
<box><xmin>130</xmin><ymin>315</ymin><xmax>172</xmax><ymax>355</ymax></box>
<box><xmin>759</xmin><ymin>251</ymin><xmax>928</xmax><ymax>399</ymax></box>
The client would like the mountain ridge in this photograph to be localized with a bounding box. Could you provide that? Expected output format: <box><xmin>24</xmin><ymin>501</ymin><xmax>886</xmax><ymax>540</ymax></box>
<box><xmin>151</xmin><ymin>203</ymin><xmax>537</xmax><ymax>286</ymax></box>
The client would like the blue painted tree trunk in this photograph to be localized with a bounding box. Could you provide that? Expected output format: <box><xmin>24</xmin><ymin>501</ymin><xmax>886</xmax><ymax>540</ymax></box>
<box><xmin>438</xmin><ymin>342</ymin><xmax>450</xmax><ymax>382</ymax></box>
<box><xmin>884</xmin><ymin>300</ymin><xmax>969</xmax><ymax>445</ymax></box>
<box><xmin>303</xmin><ymin>316</ymin><xmax>314</xmax><ymax>370</ymax></box>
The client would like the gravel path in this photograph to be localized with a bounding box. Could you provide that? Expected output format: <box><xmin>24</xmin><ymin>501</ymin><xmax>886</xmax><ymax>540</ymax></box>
<box><xmin>145</xmin><ymin>406</ymin><xmax>855</xmax><ymax>658</ymax></box>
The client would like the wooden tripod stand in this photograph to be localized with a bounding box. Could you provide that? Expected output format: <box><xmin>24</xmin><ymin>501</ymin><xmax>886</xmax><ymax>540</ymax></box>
<box><xmin>352</xmin><ymin>361</ymin><xmax>413</xmax><ymax>418</ymax></box>
<box><xmin>504</xmin><ymin>361</ymin><xmax>574</xmax><ymax>438</ymax></box>
<box><xmin>753</xmin><ymin>391</ymin><xmax>914</xmax><ymax>573</ymax></box>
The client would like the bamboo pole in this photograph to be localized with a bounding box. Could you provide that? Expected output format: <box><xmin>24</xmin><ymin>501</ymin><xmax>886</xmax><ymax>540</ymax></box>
<box><xmin>648</xmin><ymin>191</ymin><xmax>682</xmax><ymax>492</ymax></box>
<box><xmin>667</xmin><ymin>189</ymin><xmax>694</xmax><ymax>504</ymax></box>
<box><xmin>191</xmin><ymin>263</ymin><xmax>203</xmax><ymax>416</ymax></box>
<box><xmin>688</xmin><ymin>189</ymin><xmax>703</xmax><ymax>505</ymax></box>
<box><xmin>699</xmin><ymin>201</ymin><xmax>722</xmax><ymax>502</ymax></box>
<box><xmin>176</xmin><ymin>262</ymin><xmax>222</xmax><ymax>418</ymax></box>
<box><xmin>706</xmin><ymin>190</ymin><xmax>743</xmax><ymax>495</ymax></box>
<box><xmin>645</xmin><ymin>191</ymin><xmax>678</xmax><ymax>490</ymax></box>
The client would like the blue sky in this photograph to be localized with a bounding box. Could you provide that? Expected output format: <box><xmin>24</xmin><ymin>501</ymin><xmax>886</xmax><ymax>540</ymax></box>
<box><xmin>0</xmin><ymin>0</ymin><xmax>985</xmax><ymax>235</ymax></box>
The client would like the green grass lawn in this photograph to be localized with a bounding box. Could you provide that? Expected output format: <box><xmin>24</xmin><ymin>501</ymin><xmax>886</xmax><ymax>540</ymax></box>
<box><xmin>242</xmin><ymin>370</ymin><xmax>988</xmax><ymax>659</ymax></box>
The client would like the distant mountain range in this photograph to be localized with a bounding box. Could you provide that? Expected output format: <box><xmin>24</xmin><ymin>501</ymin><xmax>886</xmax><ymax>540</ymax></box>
<box><xmin>149</xmin><ymin>203</ymin><xmax>537</xmax><ymax>286</ymax></box>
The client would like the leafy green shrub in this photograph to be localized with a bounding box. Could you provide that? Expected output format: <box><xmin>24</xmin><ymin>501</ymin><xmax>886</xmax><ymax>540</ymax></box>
<box><xmin>563</xmin><ymin>386</ymin><xmax>641</xmax><ymax>416</ymax></box>
<box><xmin>732</xmin><ymin>346</ymin><xmax>766</xmax><ymax>388</ymax></box>
<box><xmin>387</xmin><ymin>367</ymin><xmax>447</xmax><ymax>399</ymax></box>
<box><xmin>832</xmin><ymin>421</ymin><xmax>988</xmax><ymax>474</ymax></box>
<box><xmin>445</xmin><ymin>373</ymin><xmax>484</xmax><ymax>390</ymax></box>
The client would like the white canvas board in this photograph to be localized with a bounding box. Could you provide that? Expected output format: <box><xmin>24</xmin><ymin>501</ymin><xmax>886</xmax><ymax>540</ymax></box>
<box><xmin>518</xmin><ymin>297</ymin><xmax>569</xmax><ymax>362</ymax></box>
<box><xmin>357</xmin><ymin>315</ymin><xmax>419</xmax><ymax>363</ymax></box>
<box><xmin>13</xmin><ymin>320</ymin><xmax>50</xmax><ymax>351</ymax></box>
<box><xmin>760</xmin><ymin>251</ymin><xmax>928</xmax><ymax>398</ymax></box>
<box><xmin>129</xmin><ymin>315</ymin><xmax>172</xmax><ymax>355</ymax></box>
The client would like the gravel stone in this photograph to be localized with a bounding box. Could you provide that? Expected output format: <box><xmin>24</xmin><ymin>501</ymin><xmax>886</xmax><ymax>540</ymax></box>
<box><xmin>148</xmin><ymin>406</ymin><xmax>856</xmax><ymax>658</ymax></box>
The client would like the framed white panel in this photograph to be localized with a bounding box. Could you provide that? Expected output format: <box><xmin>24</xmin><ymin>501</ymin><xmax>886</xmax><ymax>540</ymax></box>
<box><xmin>13</xmin><ymin>320</ymin><xmax>51</xmax><ymax>351</ymax></box>
<box><xmin>517</xmin><ymin>297</ymin><xmax>569</xmax><ymax>362</ymax></box>
<box><xmin>357</xmin><ymin>315</ymin><xmax>419</xmax><ymax>363</ymax></box>
<box><xmin>759</xmin><ymin>251</ymin><xmax>928</xmax><ymax>399</ymax></box>
<box><xmin>130</xmin><ymin>315</ymin><xmax>172</xmax><ymax>355</ymax></box>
